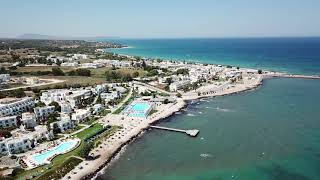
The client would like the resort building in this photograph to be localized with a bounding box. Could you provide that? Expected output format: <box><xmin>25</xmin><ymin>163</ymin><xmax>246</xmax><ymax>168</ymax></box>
<box><xmin>21</xmin><ymin>112</ymin><xmax>37</xmax><ymax>129</ymax></box>
<box><xmin>169</xmin><ymin>80</ymin><xmax>191</xmax><ymax>92</ymax></box>
<box><xmin>79</xmin><ymin>63</ymin><xmax>104</xmax><ymax>69</ymax></box>
<box><xmin>24</xmin><ymin>77</ymin><xmax>40</xmax><ymax>85</ymax></box>
<box><xmin>11</xmin><ymin>125</ymin><xmax>52</xmax><ymax>143</ymax></box>
<box><xmin>30</xmin><ymin>125</ymin><xmax>52</xmax><ymax>142</ymax></box>
<box><xmin>65</xmin><ymin>90</ymin><xmax>92</xmax><ymax>108</ymax></box>
<box><xmin>51</xmin><ymin>119</ymin><xmax>73</xmax><ymax>132</ymax></box>
<box><xmin>93</xmin><ymin>104</ymin><xmax>103</xmax><ymax>114</ymax></box>
<box><xmin>113</xmin><ymin>86</ymin><xmax>127</xmax><ymax>94</ymax></box>
<box><xmin>0</xmin><ymin>116</ymin><xmax>17</xmax><ymax>128</ymax></box>
<box><xmin>71</xmin><ymin>109</ymin><xmax>91</xmax><ymax>123</ymax></box>
<box><xmin>59</xmin><ymin>102</ymin><xmax>72</xmax><ymax>113</ymax></box>
<box><xmin>40</xmin><ymin>89</ymin><xmax>91</xmax><ymax>108</ymax></box>
<box><xmin>92</xmin><ymin>84</ymin><xmax>107</xmax><ymax>95</ymax></box>
<box><xmin>0</xmin><ymin>141</ymin><xmax>8</xmax><ymax>156</ymax></box>
<box><xmin>34</xmin><ymin>106</ymin><xmax>55</xmax><ymax>119</ymax></box>
<box><xmin>40</xmin><ymin>89</ymin><xmax>69</xmax><ymax>105</ymax></box>
<box><xmin>100</xmin><ymin>92</ymin><xmax>120</xmax><ymax>102</ymax></box>
<box><xmin>2</xmin><ymin>137</ymin><xmax>32</xmax><ymax>155</ymax></box>
<box><xmin>0</xmin><ymin>74</ymin><xmax>10</xmax><ymax>84</ymax></box>
<box><xmin>61</xmin><ymin>62</ymin><xmax>79</xmax><ymax>67</ymax></box>
<box><xmin>72</xmin><ymin>54</ymin><xmax>88</xmax><ymax>60</ymax></box>
<box><xmin>0</xmin><ymin>97</ymin><xmax>35</xmax><ymax>117</ymax></box>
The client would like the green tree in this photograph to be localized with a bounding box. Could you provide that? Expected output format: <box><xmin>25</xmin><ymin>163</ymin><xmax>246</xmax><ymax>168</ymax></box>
<box><xmin>79</xmin><ymin>142</ymin><xmax>94</xmax><ymax>158</ymax></box>
<box><xmin>176</xmin><ymin>93</ymin><xmax>182</xmax><ymax>98</ymax></box>
<box><xmin>52</xmin><ymin>123</ymin><xmax>61</xmax><ymax>134</ymax></box>
<box><xmin>176</xmin><ymin>68</ymin><xmax>189</xmax><ymax>75</ymax></box>
<box><xmin>49</xmin><ymin>101</ymin><xmax>61</xmax><ymax>112</ymax></box>
<box><xmin>52</xmin><ymin>67</ymin><xmax>65</xmax><ymax>76</ymax></box>
<box><xmin>132</xmin><ymin>71</ymin><xmax>139</xmax><ymax>78</ymax></box>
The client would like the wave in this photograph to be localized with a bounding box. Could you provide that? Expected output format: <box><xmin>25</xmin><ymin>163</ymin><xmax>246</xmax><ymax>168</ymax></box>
<box><xmin>200</xmin><ymin>153</ymin><xmax>213</xmax><ymax>158</ymax></box>
<box><xmin>205</xmin><ymin>106</ymin><xmax>234</xmax><ymax>112</ymax></box>
<box><xmin>187</xmin><ymin>113</ymin><xmax>196</xmax><ymax>117</ymax></box>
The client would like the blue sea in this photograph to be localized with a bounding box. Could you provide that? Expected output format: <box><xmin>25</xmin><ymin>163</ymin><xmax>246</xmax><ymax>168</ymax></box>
<box><xmin>104</xmin><ymin>38</ymin><xmax>320</xmax><ymax>75</ymax></box>
<box><xmin>96</xmin><ymin>38</ymin><xmax>320</xmax><ymax>180</ymax></box>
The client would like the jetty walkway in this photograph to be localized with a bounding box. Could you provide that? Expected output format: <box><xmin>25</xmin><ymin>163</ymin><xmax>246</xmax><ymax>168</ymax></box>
<box><xmin>150</xmin><ymin>125</ymin><xmax>199</xmax><ymax>137</ymax></box>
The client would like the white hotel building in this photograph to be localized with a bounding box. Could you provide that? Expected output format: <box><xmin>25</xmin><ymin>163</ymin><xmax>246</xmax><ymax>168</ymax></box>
<box><xmin>0</xmin><ymin>74</ymin><xmax>10</xmax><ymax>84</ymax></box>
<box><xmin>0</xmin><ymin>116</ymin><xmax>17</xmax><ymax>128</ymax></box>
<box><xmin>0</xmin><ymin>137</ymin><xmax>32</xmax><ymax>155</ymax></box>
<box><xmin>71</xmin><ymin>109</ymin><xmax>91</xmax><ymax>123</ymax></box>
<box><xmin>34</xmin><ymin>106</ymin><xmax>55</xmax><ymax>119</ymax></box>
<box><xmin>0</xmin><ymin>97</ymin><xmax>35</xmax><ymax>117</ymax></box>
<box><xmin>21</xmin><ymin>112</ymin><xmax>37</xmax><ymax>129</ymax></box>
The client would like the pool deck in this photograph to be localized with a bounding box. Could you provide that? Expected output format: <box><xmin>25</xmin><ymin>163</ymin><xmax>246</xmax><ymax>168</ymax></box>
<box><xmin>23</xmin><ymin>138</ymin><xmax>80</xmax><ymax>170</ymax></box>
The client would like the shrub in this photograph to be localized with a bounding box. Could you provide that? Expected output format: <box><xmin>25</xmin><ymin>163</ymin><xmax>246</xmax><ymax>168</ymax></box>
<box><xmin>52</xmin><ymin>67</ymin><xmax>64</xmax><ymax>76</ymax></box>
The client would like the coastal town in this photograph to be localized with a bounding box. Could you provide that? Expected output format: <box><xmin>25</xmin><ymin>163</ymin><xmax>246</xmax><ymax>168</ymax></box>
<box><xmin>0</xmin><ymin>39</ymin><xmax>319</xmax><ymax>180</ymax></box>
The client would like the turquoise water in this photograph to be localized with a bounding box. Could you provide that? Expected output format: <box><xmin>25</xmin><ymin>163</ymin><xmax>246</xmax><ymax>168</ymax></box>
<box><xmin>97</xmin><ymin>78</ymin><xmax>320</xmax><ymax>180</ymax></box>
<box><xmin>124</xmin><ymin>102</ymin><xmax>151</xmax><ymax>118</ymax></box>
<box><xmin>103</xmin><ymin>38</ymin><xmax>320</xmax><ymax>75</ymax></box>
<box><xmin>32</xmin><ymin>141</ymin><xmax>77</xmax><ymax>165</ymax></box>
<box><xmin>131</xmin><ymin>103</ymin><xmax>150</xmax><ymax>111</ymax></box>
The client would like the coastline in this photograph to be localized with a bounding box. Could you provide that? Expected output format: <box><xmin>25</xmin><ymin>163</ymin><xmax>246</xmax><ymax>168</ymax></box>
<box><xmin>63</xmin><ymin>74</ymin><xmax>265</xmax><ymax>180</ymax></box>
<box><xmin>60</xmin><ymin>51</ymin><xmax>320</xmax><ymax>180</ymax></box>
<box><xmin>63</xmin><ymin>69</ymin><xmax>320</xmax><ymax>180</ymax></box>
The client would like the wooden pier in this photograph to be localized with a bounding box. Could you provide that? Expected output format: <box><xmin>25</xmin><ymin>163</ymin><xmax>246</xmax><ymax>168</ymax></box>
<box><xmin>150</xmin><ymin>125</ymin><xmax>199</xmax><ymax>137</ymax></box>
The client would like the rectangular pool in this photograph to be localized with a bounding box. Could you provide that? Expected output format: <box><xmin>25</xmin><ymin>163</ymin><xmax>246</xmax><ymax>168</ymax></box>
<box><xmin>123</xmin><ymin>102</ymin><xmax>153</xmax><ymax>118</ymax></box>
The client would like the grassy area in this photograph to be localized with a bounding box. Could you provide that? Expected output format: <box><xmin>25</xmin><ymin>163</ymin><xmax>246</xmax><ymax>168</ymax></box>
<box><xmin>13</xmin><ymin>66</ymin><xmax>146</xmax><ymax>78</ymax></box>
<box><xmin>90</xmin><ymin>67</ymin><xmax>146</xmax><ymax>78</ymax></box>
<box><xmin>93</xmin><ymin>126</ymin><xmax>121</xmax><ymax>147</ymax></box>
<box><xmin>82</xmin><ymin>117</ymin><xmax>99</xmax><ymax>125</ymax></box>
<box><xmin>99</xmin><ymin>109</ymin><xmax>111</xmax><ymax>116</ymax></box>
<box><xmin>36</xmin><ymin>157</ymin><xmax>82</xmax><ymax>180</ymax></box>
<box><xmin>13</xmin><ymin>66</ymin><xmax>75</xmax><ymax>73</ymax></box>
<box><xmin>38</xmin><ymin>75</ymin><xmax>105</xmax><ymax>87</ymax></box>
<box><xmin>149</xmin><ymin>109</ymin><xmax>158</xmax><ymax>115</ymax></box>
<box><xmin>73</xmin><ymin>123</ymin><xmax>104</xmax><ymax>140</ymax></box>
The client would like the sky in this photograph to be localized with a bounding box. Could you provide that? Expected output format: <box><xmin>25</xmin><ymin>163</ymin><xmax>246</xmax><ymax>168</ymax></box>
<box><xmin>0</xmin><ymin>0</ymin><xmax>320</xmax><ymax>38</ymax></box>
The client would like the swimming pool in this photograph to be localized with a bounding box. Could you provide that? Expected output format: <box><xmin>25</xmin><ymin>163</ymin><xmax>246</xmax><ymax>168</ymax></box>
<box><xmin>31</xmin><ymin>140</ymin><xmax>78</xmax><ymax>165</ymax></box>
<box><xmin>123</xmin><ymin>102</ymin><xmax>153</xmax><ymax>118</ymax></box>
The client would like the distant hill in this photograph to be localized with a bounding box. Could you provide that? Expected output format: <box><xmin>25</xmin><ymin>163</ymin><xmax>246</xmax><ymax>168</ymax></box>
<box><xmin>15</xmin><ymin>33</ymin><xmax>120</xmax><ymax>40</ymax></box>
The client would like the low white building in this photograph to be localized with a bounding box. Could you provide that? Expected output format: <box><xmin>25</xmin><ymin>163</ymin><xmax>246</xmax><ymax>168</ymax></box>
<box><xmin>92</xmin><ymin>84</ymin><xmax>107</xmax><ymax>95</ymax></box>
<box><xmin>93</xmin><ymin>104</ymin><xmax>103</xmax><ymax>114</ymax></box>
<box><xmin>59</xmin><ymin>102</ymin><xmax>72</xmax><ymax>113</ymax></box>
<box><xmin>30</xmin><ymin>125</ymin><xmax>52</xmax><ymax>141</ymax></box>
<box><xmin>72</xmin><ymin>54</ymin><xmax>88</xmax><ymax>60</ymax></box>
<box><xmin>0</xmin><ymin>116</ymin><xmax>17</xmax><ymax>128</ymax></box>
<box><xmin>0</xmin><ymin>97</ymin><xmax>35</xmax><ymax>117</ymax></box>
<box><xmin>114</xmin><ymin>86</ymin><xmax>127</xmax><ymax>94</ymax></box>
<box><xmin>61</xmin><ymin>62</ymin><xmax>79</xmax><ymax>67</ymax></box>
<box><xmin>79</xmin><ymin>63</ymin><xmax>104</xmax><ymax>69</ymax></box>
<box><xmin>40</xmin><ymin>89</ymin><xmax>91</xmax><ymax>108</ymax></box>
<box><xmin>21</xmin><ymin>112</ymin><xmax>37</xmax><ymax>129</ymax></box>
<box><xmin>51</xmin><ymin>119</ymin><xmax>73</xmax><ymax>132</ymax></box>
<box><xmin>0</xmin><ymin>74</ymin><xmax>10</xmax><ymax>84</ymax></box>
<box><xmin>40</xmin><ymin>89</ymin><xmax>69</xmax><ymax>105</ymax></box>
<box><xmin>34</xmin><ymin>106</ymin><xmax>55</xmax><ymax>119</ymax></box>
<box><xmin>2</xmin><ymin>137</ymin><xmax>32</xmax><ymax>155</ymax></box>
<box><xmin>169</xmin><ymin>80</ymin><xmax>191</xmax><ymax>92</ymax></box>
<box><xmin>71</xmin><ymin>109</ymin><xmax>91</xmax><ymax>123</ymax></box>
<box><xmin>25</xmin><ymin>77</ymin><xmax>40</xmax><ymax>85</ymax></box>
<box><xmin>100</xmin><ymin>92</ymin><xmax>120</xmax><ymax>102</ymax></box>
